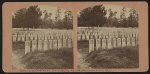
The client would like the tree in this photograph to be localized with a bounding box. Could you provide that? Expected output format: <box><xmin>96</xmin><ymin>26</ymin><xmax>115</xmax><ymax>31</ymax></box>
<box><xmin>106</xmin><ymin>9</ymin><xmax>118</xmax><ymax>27</ymax></box>
<box><xmin>119</xmin><ymin>7</ymin><xmax>128</xmax><ymax>27</ymax></box>
<box><xmin>40</xmin><ymin>10</ymin><xmax>53</xmax><ymax>28</ymax></box>
<box><xmin>13</xmin><ymin>5</ymin><xmax>42</xmax><ymax>28</ymax></box>
<box><xmin>13</xmin><ymin>8</ymin><xmax>27</xmax><ymax>28</ymax></box>
<box><xmin>62</xmin><ymin>11</ymin><xmax>73</xmax><ymax>29</ymax></box>
<box><xmin>127</xmin><ymin>9</ymin><xmax>138</xmax><ymax>27</ymax></box>
<box><xmin>25</xmin><ymin>5</ymin><xmax>42</xmax><ymax>28</ymax></box>
<box><xmin>78</xmin><ymin>5</ymin><xmax>107</xmax><ymax>27</ymax></box>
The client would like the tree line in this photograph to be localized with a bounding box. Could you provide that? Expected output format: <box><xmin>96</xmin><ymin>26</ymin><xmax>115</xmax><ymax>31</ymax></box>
<box><xmin>78</xmin><ymin>5</ymin><xmax>138</xmax><ymax>28</ymax></box>
<box><xmin>12</xmin><ymin>5</ymin><xmax>73</xmax><ymax>29</ymax></box>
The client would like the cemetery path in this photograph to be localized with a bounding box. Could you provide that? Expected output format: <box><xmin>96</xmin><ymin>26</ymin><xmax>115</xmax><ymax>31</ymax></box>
<box><xmin>78</xmin><ymin>51</ymin><xmax>90</xmax><ymax>68</ymax></box>
<box><xmin>12</xmin><ymin>51</ymin><xmax>25</xmax><ymax>69</ymax></box>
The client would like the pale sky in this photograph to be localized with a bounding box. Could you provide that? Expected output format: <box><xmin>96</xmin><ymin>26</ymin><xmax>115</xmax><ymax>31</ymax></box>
<box><xmin>104</xmin><ymin>4</ymin><xmax>131</xmax><ymax>18</ymax></box>
<box><xmin>38</xmin><ymin>5</ymin><xmax>66</xmax><ymax>20</ymax></box>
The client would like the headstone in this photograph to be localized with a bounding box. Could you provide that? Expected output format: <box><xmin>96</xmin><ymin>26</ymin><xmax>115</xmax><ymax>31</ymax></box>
<box><xmin>43</xmin><ymin>40</ymin><xmax>48</xmax><ymax>51</ymax></box>
<box><xmin>44</xmin><ymin>35</ymin><xmax>48</xmax><ymax>40</ymax></box>
<box><xmin>38</xmin><ymin>40</ymin><xmax>43</xmax><ymax>51</ymax></box>
<box><xmin>34</xmin><ymin>35</ymin><xmax>37</xmax><ymax>40</ymax></box>
<box><xmin>117</xmin><ymin>38</ymin><xmax>121</xmax><ymax>47</ymax></box>
<box><xmin>63</xmin><ymin>39</ymin><xmax>67</xmax><ymax>48</ymax></box>
<box><xmin>38</xmin><ymin>35</ymin><xmax>41</xmax><ymax>40</ymax></box>
<box><xmin>86</xmin><ymin>34</ymin><xmax>89</xmax><ymax>40</ymax></box>
<box><xmin>95</xmin><ymin>35</ymin><xmax>98</xmax><ymax>39</ymax></box>
<box><xmin>96</xmin><ymin>39</ymin><xmax>101</xmax><ymax>50</ymax></box>
<box><xmin>102</xmin><ymin>38</ymin><xmax>107</xmax><ymax>49</ymax></box>
<box><xmin>49</xmin><ymin>40</ymin><xmax>53</xmax><ymax>49</ymax></box>
<box><xmin>30</xmin><ymin>35</ymin><xmax>34</xmax><ymax>40</ymax></box>
<box><xmin>57</xmin><ymin>39</ymin><xmax>62</xmax><ymax>49</ymax></box>
<box><xmin>99</xmin><ymin>35</ymin><xmax>102</xmax><ymax>38</ymax></box>
<box><xmin>132</xmin><ymin>33</ymin><xmax>136</xmax><ymax>37</ymax></box>
<box><xmin>89</xmin><ymin>35</ymin><xmax>94</xmax><ymax>39</ymax></box>
<box><xmin>105</xmin><ymin>35</ymin><xmax>109</xmax><ymax>38</ymax></box>
<box><xmin>21</xmin><ymin>35</ymin><xmax>25</xmax><ymax>41</ymax></box>
<box><xmin>82</xmin><ymin>34</ymin><xmax>86</xmax><ymax>40</ymax></box>
<box><xmin>13</xmin><ymin>35</ymin><xmax>17</xmax><ymax>42</ymax></box>
<box><xmin>131</xmin><ymin>37</ymin><xmax>136</xmax><ymax>46</ymax></box>
<box><xmin>89</xmin><ymin>39</ymin><xmax>94</xmax><ymax>53</ymax></box>
<box><xmin>51</xmin><ymin>36</ymin><xmax>54</xmax><ymax>39</ymax></box>
<box><xmin>32</xmin><ymin>40</ymin><xmax>37</xmax><ymax>51</ymax></box>
<box><xmin>112</xmin><ymin>38</ymin><xmax>117</xmax><ymax>48</ymax></box>
<box><xmin>78</xmin><ymin>34</ymin><xmax>81</xmax><ymax>40</ymax></box>
<box><xmin>25</xmin><ymin>35</ymin><xmax>29</xmax><ymax>41</ymax></box>
<box><xmin>122</xmin><ymin>37</ymin><xmax>126</xmax><ymax>47</ymax></box>
<box><xmin>41</xmin><ymin>36</ymin><xmax>44</xmax><ymax>40</ymax></box>
<box><xmin>17</xmin><ymin>35</ymin><xmax>21</xmax><ymax>41</ymax></box>
<box><xmin>127</xmin><ymin>37</ymin><xmax>131</xmax><ymax>46</ymax></box>
<box><xmin>107</xmin><ymin>38</ymin><xmax>112</xmax><ymax>49</ymax></box>
<box><xmin>48</xmin><ymin>35</ymin><xmax>51</xmax><ymax>40</ymax></box>
<box><xmin>25</xmin><ymin>41</ymin><xmax>31</xmax><ymax>54</ymax></box>
<box><xmin>63</xmin><ymin>35</ymin><xmax>66</xmax><ymax>39</ymax></box>
<box><xmin>67</xmin><ymin>39</ymin><xmax>72</xmax><ymax>48</ymax></box>
<box><xmin>53</xmin><ymin>40</ymin><xmax>58</xmax><ymax>49</ymax></box>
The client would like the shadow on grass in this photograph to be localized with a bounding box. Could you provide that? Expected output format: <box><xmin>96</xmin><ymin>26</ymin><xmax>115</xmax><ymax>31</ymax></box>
<box><xmin>21</xmin><ymin>48</ymin><xmax>73</xmax><ymax>69</ymax></box>
<box><xmin>85</xmin><ymin>46</ymin><xmax>139</xmax><ymax>68</ymax></box>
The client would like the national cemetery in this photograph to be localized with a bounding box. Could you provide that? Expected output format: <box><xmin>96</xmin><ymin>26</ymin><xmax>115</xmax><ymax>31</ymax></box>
<box><xmin>13</xmin><ymin>28</ymin><xmax>73</xmax><ymax>54</ymax></box>
<box><xmin>78</xmin><ymin>27</ymin><xmax>138</xmax><ymax>53</ymax></box>
<box><xmin>12</xmin><ymin>5</ymin><xmax>73</xmax><ymax>69</ymax></box>
<box><xmin>77</xmin><ymin>5</ymin><xmax>139</xmax><ymax>68</ymax></box>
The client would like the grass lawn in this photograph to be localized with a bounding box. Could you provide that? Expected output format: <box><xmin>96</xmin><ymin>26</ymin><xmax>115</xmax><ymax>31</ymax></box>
<box><xmin>13</xmin><ymin>42</ymin><xmax>73</xmax><ymax>69</ymax></box>
<box><xmin>85</xmin><ymin>46</ymin><xmax>139</xmax><ymax>68</ymax></box>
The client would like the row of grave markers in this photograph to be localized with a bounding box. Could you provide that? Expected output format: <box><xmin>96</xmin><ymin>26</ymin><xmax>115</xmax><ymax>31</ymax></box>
<box><xmin>13</xmin><ymin>34</ymin><xmax>72</xmax><ymax>42</ymax></box>
<box><xmin>89</xmin><ymin>37</ymin><xmax>138</xmax><ymax>53</ymax></box>
<box><xmin>25</xmin><ymin>39</ymin><xmax>73</xmax><ymax>54</ymax></box>
<box><xmin>78</xmin><ymin>33</ymin><xmax>138</xmax><ymax>40</ymax></box>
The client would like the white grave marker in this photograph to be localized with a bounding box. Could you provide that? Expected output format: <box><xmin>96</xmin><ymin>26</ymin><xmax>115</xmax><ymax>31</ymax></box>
<box><xmin>89</xmin><ymin>39</ymin><xmax>94</xmax><ymax>53</ymax></box>
<box><xmin>107</xmin><ymin>38</ymin><xmax>112</xmax><ymax>49</ymax></box>
<box><xmin>117</xmin><ymin>38</ymin><xmax>121</xmax><ymax>47</ymax></box>
<box><xmin>63</xmin><ymin>39</ymin><xmax>67</xmax><ymax>48</ymax></box>
<box><xmin>25</xmin><ymin>41</ymin><xmax>31</xmax><ymax>54</ymax></box>
<box><xmin>32</xmin><ymin>40</ymin><xmax>37</xmax><ymax>51</ymax></box>
<box><xmin>102</xmin><ymin>38</ymin><xmax>107</xmax><ymax>49</ymax></box>
<box><xmin>67</xmin><ymin>39</ymin><xmax>72</xmax><ymax>48</ymax></box>
<box><xmin>112</xmin><ymin>38</ymin><xmax>117</xmax><ymax>48</ymax></box>
<box><xmin>58</xmin><ymin>39</ymin><xmax>62</xmax><ymax>49</ymax></box>
<box><xmin>127</xmin><ymin>37</ymin><xmax>131</xmax><ymax>46</ymax></box>
<box><xmin>131</xmin><ymin>37</ymin><xmax>136</xmax><ymax>46</ymax></box>
<box><xmin>49</xmin><ymin>40</ymin><xmax>53</xmax><ymax>49</ymax></box>
<box><xmin>53</xmin><ymin>40</ymin><xmax>58</xmax><ymax>49</ymax></box>
<box><xmin>43</xmin><ymin>40</ymin><xmax>48</xmax><ymax>50</ymax></box>
<box><xmin>122</xmin><ymin>37</ymin><xmax>126</xmax><ymax>47</ymax></box>
<box><xmin>38</xmin><ymin>40</ymin><xmax>43</xmax><ymax>51</ymax></box>
<box><xmin>96</xmin><ymin>39</ymin><xmax>101</xmax><ymax>50</ymax></box>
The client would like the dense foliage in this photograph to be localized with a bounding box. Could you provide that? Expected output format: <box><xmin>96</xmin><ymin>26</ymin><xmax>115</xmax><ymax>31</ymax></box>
<box><xmin>78</xmin><ymin>5</ymin><xmax>138</xmax><ymax>28</ymax></box>
<box><xmin>12</xmin><ymin>5</ymin><xmax>73</xmax><ymax>29</ymax></box>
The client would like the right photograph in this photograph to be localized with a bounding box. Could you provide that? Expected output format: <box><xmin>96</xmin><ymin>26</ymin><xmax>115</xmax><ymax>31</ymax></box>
<box><xmin>77</xmin><ymin>4</ymin><xmax>139</xmax><ymax>69</ymax></box>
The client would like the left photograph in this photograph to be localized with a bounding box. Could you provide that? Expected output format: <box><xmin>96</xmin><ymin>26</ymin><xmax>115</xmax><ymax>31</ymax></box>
<box><xmin>12</xmin><ymin>5</ymin><xmax>73</xmax><ymax>69</ymax></box>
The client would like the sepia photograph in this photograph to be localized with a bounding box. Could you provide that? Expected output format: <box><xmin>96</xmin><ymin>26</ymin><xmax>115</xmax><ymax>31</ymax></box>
<box><xmin>12</xmin><ymin>5</ymin><xmax>73</xmax><ymax>69</ymax></box>
<box><xmin>77</xmin><ymin>4</ymin><xmax>139</xmax><ymax>69</ymax></box>
<box><xmin>2</xmin><ymin>2</ymin><xmax>148</xmax><ymax>72</ymax></box>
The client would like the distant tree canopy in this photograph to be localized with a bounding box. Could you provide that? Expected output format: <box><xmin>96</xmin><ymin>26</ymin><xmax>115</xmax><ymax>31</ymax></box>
<box><xmin>12</xmin><ymin>5</ymin><xmax>73</xmax><ymax>29</ymax></box>
<box><xmin>78</xmin><ymin>5</ymin><xmax>107</xmax><ymax>27</ymax></box>
<box><xmin>78</xmin><ymin>5</ymin><xmax>138</xmax><ymax>28</ymax></box>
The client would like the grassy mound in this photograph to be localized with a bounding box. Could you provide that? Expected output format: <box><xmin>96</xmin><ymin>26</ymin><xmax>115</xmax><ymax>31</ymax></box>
<box><xmin>85</xmin><ymin>46</ymin><xmax>139</xmax><ymax>68</ymax></box>
<box><xmin>21</xmin><ymin>48</ymin><xmax>73</xmax><ymax>69</ymax></box>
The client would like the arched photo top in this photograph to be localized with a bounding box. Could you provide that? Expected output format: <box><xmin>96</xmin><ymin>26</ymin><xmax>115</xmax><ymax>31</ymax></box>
<box><xmin>77</xmin><ymin>4</ymin><xmax>138</xmax><ymax>28</ymax></box>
